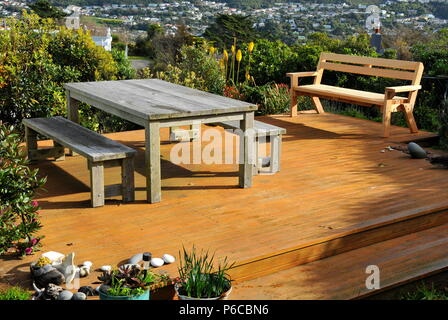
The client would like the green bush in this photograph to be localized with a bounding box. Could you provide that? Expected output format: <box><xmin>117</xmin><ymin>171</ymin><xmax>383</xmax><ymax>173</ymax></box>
<box><xmin>0</xmin><ymin>124</ymin><xmax>46</xmax><ymax>256</ymax></box>
<box><xmin>156</xmin><ymin>44</ymin><xmax>225</xmax><ymax>95</ymax></box>
<box><xmin>239</xmin><ymin>83</ymin><xmax>291</xmax><ymax>115</ymax></box>
<box><xmin>0</xmin><ymin>12</ymin><xmax>136</xmax><ymax>133</ymax></box>
<box><xmin>0</xmin><ymin>286</ymin><xmax>32</xmax><ymax>300</ymax></box>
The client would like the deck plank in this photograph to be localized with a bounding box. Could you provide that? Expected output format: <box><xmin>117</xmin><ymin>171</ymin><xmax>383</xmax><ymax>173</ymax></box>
<box><xmin>1</xmin><ymin>113</ymin><xmax>446</xmax><ymax>295</ymax></box>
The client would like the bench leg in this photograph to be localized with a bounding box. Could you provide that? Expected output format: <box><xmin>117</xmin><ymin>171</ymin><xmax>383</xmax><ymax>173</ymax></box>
<box><xmin>382</xmin><ymin>100</ymin><xmax>393</xmax><ymax>138</ymax></box>
<box><xmin>25</xmin><ymin>127</ymin><xmax>38</xmax><ymax>162</ymax></box>
<box><xmin>53</xmin><ymin>142</ymin><xmax>65</xmax><ymax>162</ymax></box>
<box><xmin>402</xmin><ymin>106</ymin><xmax>418</xmax><ymax>134</ymax></box>
<box><xmin>253</xmin><ymin>136</ymin><xmax>260</xmax><ymax>176</ymax></box>
<box><xmin>270</xmin><ymin>134</ymin><xmax>280</xmax><ymax>173</ymax></box>
<box><xmin>311</xmin><ymin>97</ymin><xmax>325</xmax><ymax>114</ymax></box>
<box><xmin>121</xmin><ymin>158</ymin><xmax>135</xmax><ymax>203</ymax></box>
<box><xmin>66</xmin><ymin>92</ymin><xmax>80</xmax><ymax>156</ymax></box>
<box><xmin>90</xmin><ymin>161</ymin><xmax>105</xmax><ymax>207</ymax></box>
<box><xmin>290</xmin><ymin>90</ymin><xmax>298</xmax><ymax>117</ymax></box>
<box><xmin>146</xmin><ymin>121</ymin><xmax>161</xmax><ymax>203</ymax></box>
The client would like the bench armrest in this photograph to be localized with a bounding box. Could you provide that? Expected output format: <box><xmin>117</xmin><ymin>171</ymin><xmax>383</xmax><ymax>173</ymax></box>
<box><xmin>287</xmin><ymin>71</ymin><xmax>318</xmax><ymax>87</ymax></box>
<box><xmin>385</xmin><ymin>85</ymin><xmax>421</xmax><ymax>94</ymax></box>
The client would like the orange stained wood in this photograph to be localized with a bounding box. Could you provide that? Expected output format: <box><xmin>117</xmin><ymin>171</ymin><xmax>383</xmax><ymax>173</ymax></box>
<box><xmin>0</xmin><ymin>113</ymin><xmax>446</xmax><ymax>295</ymax></box>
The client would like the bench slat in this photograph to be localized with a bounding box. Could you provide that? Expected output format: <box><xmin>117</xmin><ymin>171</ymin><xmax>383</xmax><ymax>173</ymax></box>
<box><xmin>22</xmin><ymin>117</ymin><xmax>136</xmax><ymax>162</ymax></box>
<box><xmin>295</xmin><ymin>84</ymin><xmax>408</xmax><ymax>106</ymax></box>
<box><xmin>219</xmin><ymin>120</ymin><xmax>286</xmax><ymax>136</ymax></box>
<box><xmin>319</xmin><ymin>61</ymin><xmax>416</xmax><ymax>81</ymax></box>
<box><xmin>320</xmin><ymin>52</ymin><xmax>422</xmax><ymax>71</ymax></box>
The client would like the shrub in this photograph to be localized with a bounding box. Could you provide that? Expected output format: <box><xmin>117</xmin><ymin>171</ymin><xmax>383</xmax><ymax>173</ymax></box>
<box><xmin>156</xmin><ymin>44</ymin><xmax>225</xmax><ymax>95</ymax></box>
<box><xmin>239</xmin><ymin>83</ymin><xmax>291</xmax><ymax>115</ymax></box>
<box><xmin>0</xmin><ymin>12</ymin><xmax>135</xmax><ymax>133</ymax></box>
<box><xmin>0</xmin><ymin>286</ymin><xmax>32</xmax><ymax>300</ymax></box>
<box><xmin>0</xmin><ymin>124</ymin><xmax>46</xmax><ymax>256</ymax></box>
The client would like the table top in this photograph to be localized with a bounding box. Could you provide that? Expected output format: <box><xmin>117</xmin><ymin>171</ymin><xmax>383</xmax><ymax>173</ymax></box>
<box><xmin>64</xmin><ymin>79</ymin><xmax>257</xmax><ymax>121</ymax></box>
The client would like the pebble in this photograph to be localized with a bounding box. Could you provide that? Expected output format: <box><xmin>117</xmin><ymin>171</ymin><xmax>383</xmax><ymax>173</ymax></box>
<box><xmin>129</xmin><ymin>253</ymin><xmax>143</xmax><ymax>264</ymax></box>
<box><xmin>72</xmin><ymin>292</ymin><xmax>87</xmax><ymax>300</ymax></box>
<box><xmin>100</xmin><ymin>265</ymin><xmax>111</xmax><ymax>272</ymax></box>
<box><xmin>162</xmin><ymin>254</ymin><xmax>175</xmax><ymax>264</ymax></box>
<box><xmin>408</xmin><ymin>142</ymin><xmax>427</xmax><ymax>159</ymax></box>
<box><xmin>57</xmin><ymin>290</ymin><xmax>73</xmax><ymax>300</ymax></box>
<box><xmin>150</xmin><ymin>257</ymin><xmax>164</xmax><ymax>268</ymax></box>
<box><xmin>78</xmin><ymin>286</ymin><xmax>95</xmax><ymax>296</ymax></box>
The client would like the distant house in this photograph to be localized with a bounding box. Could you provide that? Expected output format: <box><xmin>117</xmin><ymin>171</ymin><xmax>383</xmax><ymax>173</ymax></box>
<box><xmin>64</xmin><ymin>5</ymin><xmax>81</xmax><ymax>30</ymax></box>
<box><xmin>92</xmin><ymin>28</ymin><xmax>112</xmax><ymax>51</ymax></box>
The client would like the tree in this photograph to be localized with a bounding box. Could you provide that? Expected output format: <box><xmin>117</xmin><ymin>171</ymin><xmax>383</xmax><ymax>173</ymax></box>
<box><xmin>203</xmin><ymin>14</ymin><xmax>258</xmax><ymax>49</ymax></box>
<box><xmin>29</xmin><ymin>0</ymin><xmax>67</xmax><ymax>19</ymax></box>
<box><xmin>0</xmin><ymin>12</ymin><xmax>123</xmax><ymax>131</ymax></box>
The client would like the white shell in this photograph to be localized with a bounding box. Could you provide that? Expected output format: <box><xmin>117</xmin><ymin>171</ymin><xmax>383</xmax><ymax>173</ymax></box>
<box><xmin>150</xmin><ymin>258</ymin><xmax>164</xmax><ymax>268</ymax></box>
<box><xmin>41</xmin><ymin>251</ymin><xmax>65</xmax><ymax>264</ymax></box>
<box><xmin>162</xmin><ymin>254</ymin><xmax>175</xmax><ymax>264</ymax></box>
<box><xmin>100</xmin><ymin>265</ymin><xmax>112</xmax><ymax>272</ymax></box>
<box><xmin>82</xmin><ymin>261</ymin><xmax>93</xmax><ymax>268</ymax></box>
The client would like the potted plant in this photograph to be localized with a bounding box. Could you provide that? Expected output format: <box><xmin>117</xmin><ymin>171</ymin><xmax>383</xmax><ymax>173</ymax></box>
<box><xmin>98</xmin><ymin>265</ymin><xmax>161</xmax><ymax>300</ymax></box>
<box><xmin>175</xmin><ymin>246</ymin><xmax>234</xmax><ymax>300</ymax></box>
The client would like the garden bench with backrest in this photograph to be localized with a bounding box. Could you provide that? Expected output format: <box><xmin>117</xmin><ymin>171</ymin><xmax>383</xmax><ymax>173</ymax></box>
<box><xmin>22</xmin><ymin>116</ymin><xmax>136</xmax><ymax>208</ymax></box>
<box><xmin>288</xmin><ymin>52</ymin><xmax>424</xmax><ymax>137</ymax></box>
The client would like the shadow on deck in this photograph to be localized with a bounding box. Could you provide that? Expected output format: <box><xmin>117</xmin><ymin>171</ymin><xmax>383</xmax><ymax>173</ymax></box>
<box><xmin>1</xmin><ymin>112</ymin><xmax>447</xmax><ymax>299</ymax></box>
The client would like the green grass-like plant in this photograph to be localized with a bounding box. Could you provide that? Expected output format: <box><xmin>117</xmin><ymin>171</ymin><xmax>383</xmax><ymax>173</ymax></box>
<box><xmin>0</xmin><ymin>286</ymin><xmax>32</xmax><ymax>300</ymax></box>
<box><xmin>177</xmin><ymin>245</ymin><xmax>234</xmax><ymax>299</ymax></box>
<box><xmin>402</xmin><ymin>283</ymin><xmax>448</xmax><ymax>300</ymax></box>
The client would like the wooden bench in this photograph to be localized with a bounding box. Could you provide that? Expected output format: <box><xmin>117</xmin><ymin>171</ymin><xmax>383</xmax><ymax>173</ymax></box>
<box><xmin>288</xmin><ymin>52</ymin><xmax>424</xmax><ymax>137</ymax></box>
<box><xmin>217</xmin><ymin>120</ymin><xmax>286</xmax><ymax>174</ymax></box>
<box><xmin>22</xmin><ymin>116</ymin><xmax>137</xmax><ymax>207</ymax></box>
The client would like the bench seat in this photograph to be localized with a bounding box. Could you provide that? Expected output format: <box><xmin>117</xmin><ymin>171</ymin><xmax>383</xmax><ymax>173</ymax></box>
<box><xmin>22</xmin><ymin>116</ymin><xmax>136</xmax><ymax>207</ymax></box>
<box><xmin>22</xmin><ymin>116</ymin><xmax>136</xmax><ymax>162</ymax></box>
<box><xmin>295</xmin><ymin>84</ymin><xmax>408</xmax><ymax>106</ymax></box>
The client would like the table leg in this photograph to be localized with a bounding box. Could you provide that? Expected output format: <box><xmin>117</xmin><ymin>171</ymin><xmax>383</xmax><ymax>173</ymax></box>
<box><xmin>239</xmin><ymin>112</ymin><xmax>255</xmax><ymax>188</ymax></box>
<box><xmin>66</xmin><ymin>90</ymin><xmax>80</xmax><ymax>156</ymax></box>
<box><xmin>145</xmin><ymin>121</ymin><xmax>161</xmax><ymax>203</ymax></box>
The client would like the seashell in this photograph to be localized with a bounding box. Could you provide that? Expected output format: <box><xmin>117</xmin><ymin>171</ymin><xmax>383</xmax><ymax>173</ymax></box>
<box><xmin>82</xmin><ymin>261</ymin><xmax>93</xmax><ymax>268</ymax></box>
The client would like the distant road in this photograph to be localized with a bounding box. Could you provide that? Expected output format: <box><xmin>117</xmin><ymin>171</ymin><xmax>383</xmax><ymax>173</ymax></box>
<box><xmin>129</xmin><ymin>58</ymin><xmax>150</xmax><ymax>70</ymax></box>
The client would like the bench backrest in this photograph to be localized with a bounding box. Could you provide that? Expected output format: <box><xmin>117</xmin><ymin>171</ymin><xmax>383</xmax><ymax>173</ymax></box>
<box><xmin>315</xmin><ymin>52</ymin><xmax>424</xmax><ymax>85</ymax></box>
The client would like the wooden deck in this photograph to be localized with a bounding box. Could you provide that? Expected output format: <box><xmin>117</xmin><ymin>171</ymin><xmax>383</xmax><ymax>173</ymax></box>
<box><xmin>1</xmin><ymin>112</ymin><xmax>448</xmax><ymax>299</ymax></box>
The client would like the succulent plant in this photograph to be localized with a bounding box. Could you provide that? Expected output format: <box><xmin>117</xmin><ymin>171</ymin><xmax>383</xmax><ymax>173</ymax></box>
<box><xmin>97</xmin><ymin>265</ymin><xmax>168</xmax><ymax>297</ymax></box>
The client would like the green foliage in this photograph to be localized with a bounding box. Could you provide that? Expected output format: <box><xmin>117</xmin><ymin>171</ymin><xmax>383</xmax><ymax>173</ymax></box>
<box><xmin>203</xmin><ymin>14</ymin><xmax>258</xmax><ymax>49</ymax></box>
<box><xmin>439</xmin><ymin>99</ymin><xmax>448</xmax><ymax>150</ymax></box>
<box><xmin>29</xmin><ymin>0</ymin><xmax>67</xmax><ymax>19</ymax></box>
<box><xmin>0</xmin><ymin>12</ymin><xmax>136</xmax><ymax>133</ymax></box>
<box><xmin>239</xmin><ymin>39</ymin><xmax>297</xmax><ymax>85</ymax></box>
<box><xmin>239</xmin><ymin>83</ymin><xmax>290</xmax><ymax>115</ymax></box>
<box><xmin>0</xmin><ymin>124</ymin><xmax>46</xmax><ymax>256</ymax></box>
<box><xmin>402</xmin><ymin>283</ymin><xmax>448</xmax><ymax>300</ymax></box>
<box><xmin>98</xmin><ymin>265</ymin><xmax>163</xmax><ymax>297</ymax></box>
<box><xmin>412</xmin><ymin>29</ymin><xmax>448</xmax><ymax>76</ymax></box>
<box><xmin>177</xmin><ymin>246</ymin><xmax>233</xmax><ymax>299</ymax></box>
<box><xmin>156</xmin><ymin>44</ymin><xmax>225</xmax><ymax>95</ymax></box>
<box><xmin>111</xmin><ymin>49</ymin><xmax>136</xmax><ymax>80</ymax></box>
<box><xmin>0</xmin><ymin>286</ymin><xmax>32</xmax><ymax>300</ymax></box>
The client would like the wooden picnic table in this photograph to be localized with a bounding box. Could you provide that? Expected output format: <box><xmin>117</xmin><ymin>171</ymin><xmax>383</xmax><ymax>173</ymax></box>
<box><xmin>64</xmin><ymin>79</ymin><xmax>258</xmax><ymax>203</ymax></box>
